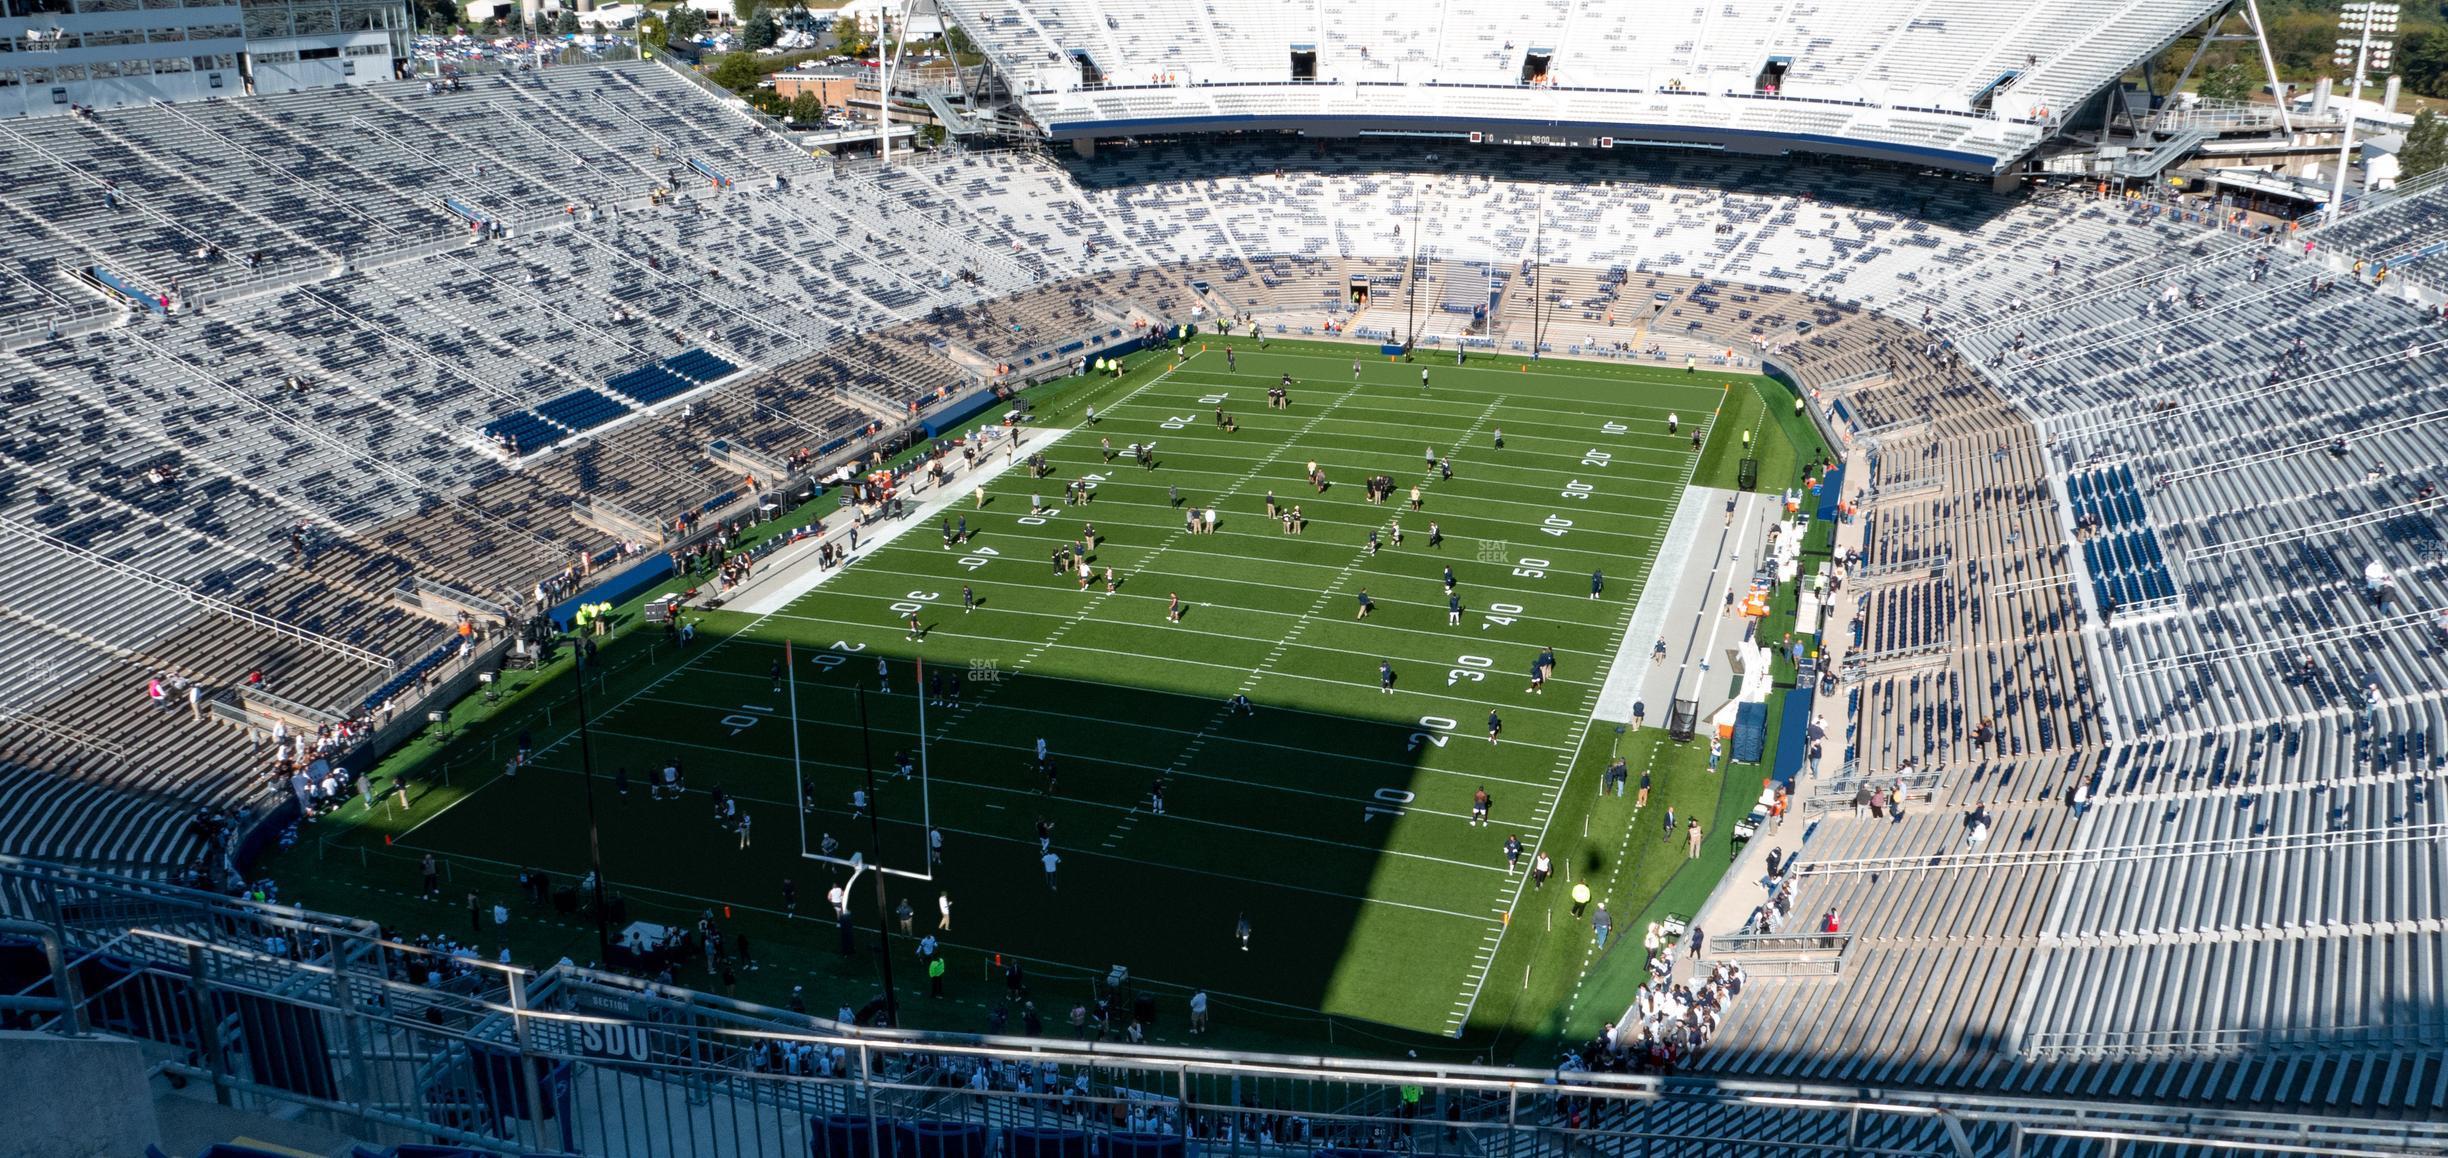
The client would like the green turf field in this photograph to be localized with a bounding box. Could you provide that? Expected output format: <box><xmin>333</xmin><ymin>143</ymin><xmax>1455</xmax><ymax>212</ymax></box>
<box><xmin>274</xmin><ymin>339</ymin><xmax>1814</xmax><ymax>1061</ymax></box>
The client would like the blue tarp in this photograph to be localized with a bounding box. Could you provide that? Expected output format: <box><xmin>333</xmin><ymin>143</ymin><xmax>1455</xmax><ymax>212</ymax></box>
<box><xmin>920</xmin><ymin>390</ymin><xmax>1006</xmax><ymax>440</ymax></box>
<box><xmin>1770</xmin><ymin>688</ymin><xmax>1812</xmax><ymax>787</ymax></box>
<box><xmin>440</xmin><ymin>196</ymin><xmax>490</xmax><ymax>228</ymax></box>
<box><xmin>1815</xmin><ymin>463</ymin><xmax>1846</xmax><ymax>521</ymax></box>
<box><xmin>1731</xmin><ymin>701</ymin><xmax>1770</xmax><ymax>764</ymax></box>
<box><xmin>89</xmin><ymin>266</ymin><xmax>165</xmax><ymax>313</ymax></box>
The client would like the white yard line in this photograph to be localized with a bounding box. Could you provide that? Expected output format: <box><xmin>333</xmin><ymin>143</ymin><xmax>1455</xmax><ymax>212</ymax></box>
<box><xmin>720</xmin><ymin>425</ymin><xmax>1074</xmax><ymax>616</ymax></box>
<box><xmin>627</xmin><ymin>690</ymin><xmax>1566</xmax><ymax>796</ymax></box>
<box><xmin>395</xmin><ymin>376</ymin><xmax>1182</xmax><ymax>842</ymax></box>
<box><xmin>772</xmin><ymin>569</ymin><xmax>1621</xmax><ymax>657</ymax></box>
<box><xmin>1442</xmin><ymin>392</ymin><xmax>1720</xmax><ymax>1035</ymax></box>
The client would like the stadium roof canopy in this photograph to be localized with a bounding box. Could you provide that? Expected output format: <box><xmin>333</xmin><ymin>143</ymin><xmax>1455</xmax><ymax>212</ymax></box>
<box><xmin>934</xmin><ymin>0</ymin><xmax>2227</xmax><ymax>176</ymax></box>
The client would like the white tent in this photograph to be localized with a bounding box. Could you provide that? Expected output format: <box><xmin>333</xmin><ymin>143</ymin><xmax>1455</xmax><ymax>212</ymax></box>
<box><xmin>580</xmin><ymin>2</ymin><xmax>643</xmax><ymax>26</ymax></box>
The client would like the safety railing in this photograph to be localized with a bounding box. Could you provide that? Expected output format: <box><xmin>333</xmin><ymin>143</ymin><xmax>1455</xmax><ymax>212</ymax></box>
<box><xmin>0</xmin><ymin>514</ymin><xmax>393</xmax><ymax>671</ymax></box>
<box><xmin>5</xmin><ymin>852</ymin><xmax>2447</xmax><ymax>1157</ymax></box>
<box><xmin>1703</xmin><ymin>930</ymin><xmax>1853</xmax><ymax>977</ymax></box>
<box><xmin>1805</xmin><ymin>819</ymin><xmax>2448</xmax><ymax>877</ymax></box>
<box><xmin>2021</xmin><ymin>1020</ymin><xmax>2448</xmax><ymax>1059</ymax></box>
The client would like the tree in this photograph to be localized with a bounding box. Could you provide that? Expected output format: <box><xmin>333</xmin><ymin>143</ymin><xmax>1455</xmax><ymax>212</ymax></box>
<box><xmin>731</xmin><ymin>0</ymin><xmax>757</xmax><ymax>23</ymax></box>
<box><xmin>788</xmin><ymin>89</ymin><xmax>825</xmax><ymax>124</ymax></box>
<box><xmin>708</xmin><ymin>50</ymin><xmax>762</xmax><ymax>91</ymax></box>
<box><xmin>2400</xmin><ymin>27</ymin><xmax>2448</xmax><ymax>98</ymax></box>
<box><xmin>2404</xmin><ymin>108</ymin><xmax>2448</xmax><ymax>180</ymax></box>
<box><xmin>638</xmin><ymin>13</ymin><xmax>665</xmax><ymax>48</ymax></box>
<box><xmin>742</xmin><ymin>6</ymin><xmax>777</xmax><ymax>50</ymax></box>
<box><xmin>833</xmin><ymin>13</ymin><xmax>873</xmax><ymax>57</ymax></box>
<box><xmin>553</xmin><ymin>7</ymin><xmax>578</xmax><ymax>36</ymax></box>
<box><xmin>2197</xmin><ymin>62</ymin><xmax>2251</xmax><ymax>103</ymax></box>
<box><xmin>409</xmin><ymin>0</ymin><xmax>458</xmax><ymax>32</ymax></box>
<box><xmin>666</xmin><ymin>5</ymin><xmax>708</xmax><ymax>43</ymax></box>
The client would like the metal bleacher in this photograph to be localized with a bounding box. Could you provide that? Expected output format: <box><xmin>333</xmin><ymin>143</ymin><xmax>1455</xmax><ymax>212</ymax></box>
<box><xmin>0</xmin><ymin>57</ymin><xmax>1044</xmax><ymax>887</ymax></box>
<box><xmin>0</xmin><ymin>19</ymin><xmax>2436</xmax><ymax>1136</ymax></box>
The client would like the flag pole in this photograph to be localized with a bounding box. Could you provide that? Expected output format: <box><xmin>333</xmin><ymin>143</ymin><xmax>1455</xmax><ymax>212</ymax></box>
<box><xmin>915</xmin><ymin>654</ymin><xmax>933</xmax><ymax>877</ymax></box>
<box><xmin>788</xmin><ymin>639</ymin><xmax>806</xmax><ymax>861</ymax></box>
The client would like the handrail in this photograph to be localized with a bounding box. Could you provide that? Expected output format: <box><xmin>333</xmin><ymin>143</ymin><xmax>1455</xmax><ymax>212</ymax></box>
<box><xmin>2178</xmin><ymin>494</ymin><xmax>2430</xmax><ymax>564</ymax></box>
<box><xmin>1806</xmin><ymin>765</ymin><xmax>1946</xmax><ymax>810</ymax></box>
<box><xmin>2311</xmin><ymin>164</ymin><xmax>2448</xmax><ymax>230</ymax></box>
<box><xmin>2116</xmin><ymin>604</ymin><xmax>2440</xmax><ymax>677</ymax></box>
<box><xmin>0</xmin><ymin>705</ymin><xmax>134</xmax><ymax>760</ymax></box>
<box><xmin>1707</xmin><ymin>930</ymin><xmax>1852</xmax><ymax>954</ymax></box>
<box><xmin>1802</xmin><ymin>818</ymin><xmax>2448</xmax><ymax>876</ymax></box>
<box><xmin>2021</xmin><ymin>1019</ymin><xmax>2448</xmax><ymax>1058</ymax></box>
<box><xmin>2043</xmin><ymin>336</ymin><xmax>2448</xmax><ymax>446</ymax></box>
<box><xmin>9</xmin><ymin>848</ymin><xmax>2448</xmax><ymax>1153</ymax></box>
<box><xmin>571</xmin><ymin>493</ymin><xmax>667</xmax><ymax>545</ymax></box>
<box><xmin>0</xmin><ymin>514</ymin><xmax>393</xmax><ymax>671</ymax></box>
<box><xmin>236</xmin><ymin>684</ymin><xmax>347</xmax><ymax>729</ymax></box>
<box><xmin>401</xmin><ymin>575</ymin><xmax>508</xmax><ymax>621</ymax></box>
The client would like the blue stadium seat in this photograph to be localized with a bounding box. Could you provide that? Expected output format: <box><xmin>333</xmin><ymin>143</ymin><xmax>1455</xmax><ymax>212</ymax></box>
<box><xmin>1104</xmin><ymin>1135</ymin><xmax>1184</xmax><ymax>1158</ymax></box>
<box><xmin>608</xmin><ymin>365</ymin><xmax>695</xmax><ymax>406</ymax></box>
<box><xmin>481</xmin><ymin>410</ymin><xmax>562</xmax><ymax>452</ymax></box>
<box><xmin>813</xmin><ymin>1114</ymin><xmax>888</xmax><ymax>1158</ymax></box>
<box><xmin>893</xmin><ymin>1120</ymin><xmax>989</xmax><ymax>1158</ymax></box>
<box><xmin>1006</xmin><ymin>1128</ymin><xmax>1089</xmax><ymax>1158</ymax></box>
<box><xmin>662</xmin><ymin>347</ymin><xmax>737</xmax><ymax>383</ymax></box>
<box><xmin>535</xmin><ymin>388</ymin><xmax>632</xmax><ymax>433</ymax></box>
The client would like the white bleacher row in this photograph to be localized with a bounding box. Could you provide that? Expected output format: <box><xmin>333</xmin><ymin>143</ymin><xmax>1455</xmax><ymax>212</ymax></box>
<box><xmin>938</xmin><ymin>0</ymin><xmax>2223</xmax><ymax>161</ymax></box>
<box><xmin>0</xmin><ymin>760</ymin><xmax>208</xmax><ymax>873</ymax></box>
<box><xmin>2101</xmin><ymin>611</ymin><xmax>2436</xmax><ymax>739</ymax></box>
<box><xmin>587</xmin><ymin>65</ymin><xmax>1043</xmax><ymax>294</ymax></box>
<box><xmin>2047</xmin><ymin>738</ymin><xmax>2447</xmax><ymax>943</ymax></box>
<box><xmin>2314</xmin><ymin>168</ymin><xmax>2448</xmax><ymax>292</ymax></box>
<box><xmin>0</xmin><ymin>60</ymin><xmax>1074</xmax><ymax>880</ymax></box>
<box><xmin>2014</xmin><ymin>931</ymin><xmax>2448</xmax><ymax>1086</ymax></box>
<box><xmin>0</xmin><ymin>61</ymin><xmax>1039</xmax><ymax>341</ymax></box>
<box><xmin>2006</xmin><ymin>335</ymin><xmax>2445</xmax><ymax>740</ymax></box>
<box><xmin>904</xmin><ymin>140</ymin><xmax>2242</xmax><ymax>328</ymax></box>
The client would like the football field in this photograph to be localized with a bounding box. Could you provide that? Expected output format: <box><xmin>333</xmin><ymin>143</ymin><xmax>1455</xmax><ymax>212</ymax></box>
<box><xmin>297</xmin><ymin>340</ymin><xmax>1791</xmax><ymax>1048</ymax></box>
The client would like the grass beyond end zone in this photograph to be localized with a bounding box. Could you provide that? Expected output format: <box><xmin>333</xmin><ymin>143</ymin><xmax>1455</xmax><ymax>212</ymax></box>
<box><xmin>270</xmin><ymin>338</ymin><xmax>1812</xmax><ymax>1063</ymax></box>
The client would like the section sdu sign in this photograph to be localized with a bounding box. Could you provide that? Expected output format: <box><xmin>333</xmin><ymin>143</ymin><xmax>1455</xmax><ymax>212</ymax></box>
<box><xmin>577</xmin><ymin>1021</ymin><xmax>653</xmax><ymax>1062</ymax></box>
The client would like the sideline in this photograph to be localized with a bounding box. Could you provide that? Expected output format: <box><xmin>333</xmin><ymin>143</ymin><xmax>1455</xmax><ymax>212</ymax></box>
<box><xmin>719</xmin><ymin>427</ymin><xmax>1075</xmax><ymax>616</ymax></box>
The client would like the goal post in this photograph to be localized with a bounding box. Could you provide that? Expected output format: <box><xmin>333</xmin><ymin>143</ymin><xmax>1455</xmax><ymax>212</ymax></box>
<box><xmin>789</xmin><ymin>642</ymin><xmax>936</xmax><ymax>884</ymax></box>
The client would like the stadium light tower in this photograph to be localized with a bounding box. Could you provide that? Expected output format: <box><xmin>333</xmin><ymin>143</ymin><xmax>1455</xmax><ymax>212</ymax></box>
<box><xmin>2326</xmin><ymin>1</ymin><xmax>2397</xmax><ymax>223</ymax></box>
<box><xmin>876</xmin><ymin>0</ymin><xmax>926</xmax><ymax>167</ymax></box>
